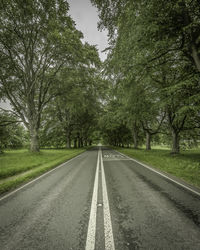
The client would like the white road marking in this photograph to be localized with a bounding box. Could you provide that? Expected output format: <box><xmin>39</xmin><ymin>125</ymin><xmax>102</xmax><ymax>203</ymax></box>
<box><xmin>116</xmin><ymin>150</ymin><xmax>200</xmax><ymax>197</ymax></box>
<box><xmin>0</xmin><ymin>153</ymin><xmax>83</xmax><ymax>202</ymax></box>
<box><xmin>103</xmin><ymin>154</ymin><xmax>125</xmax><ymax>158</ymax></box>
<box><xmin>85</xmin><ymin>148</ymin><xmax>100</xmax><ymax>250</ymax></box>
<box><xmin>100</xmin><ymin>149</ymin><xmax>115</xmax><ymax>250</ymax></box>
<box><xmin>103</xmin><ymin>158</ymin><xmax>131</xmax><ymax>161</ymax></box>
<box><xmin>86</xmin><ymin>147</ymin><xmax>115</xmax><ymax>250</ymax></box>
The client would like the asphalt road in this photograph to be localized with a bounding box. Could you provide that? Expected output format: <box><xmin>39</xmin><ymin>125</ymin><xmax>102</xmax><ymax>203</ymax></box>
<box><xmin>0</xmin><ymin>146</ymin><xmax>200</xmax><ymax>250</ymax></box>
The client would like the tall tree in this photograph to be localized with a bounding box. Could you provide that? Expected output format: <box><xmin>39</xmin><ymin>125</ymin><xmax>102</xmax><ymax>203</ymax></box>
<box><xmin>0</xmin><ymin>110</ymin><xmax>27</xmax><ymax>152</ymax></box>
<box><xmin>91</xmin><ymin>0</ymin><xmax>200</xmax><ymax>72</ymax></box>
<box><xmin>92</xmin><ymin>0</ymin><xmax>200</xmax><ymax>153</ymax></box>
<box><xmin>40</xmin><ymin>43</ymin><xmax>102</xmax><ymax>148</ymax></box>
<box><xmin>0</xmin><ymin>0</ymin><xmax>83</xmax><ymax>151</ymax></box>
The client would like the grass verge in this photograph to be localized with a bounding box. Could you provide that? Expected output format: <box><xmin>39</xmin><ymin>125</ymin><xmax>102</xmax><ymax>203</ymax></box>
<box><xmin>0</xmin><ymin>148</ymin><xmax>86</xmax><ymax>195</ymax></box>
<box><xmin>113</xmin><ymin>147</ymin><xmax>200</xmax><ymax>188</ymax></box>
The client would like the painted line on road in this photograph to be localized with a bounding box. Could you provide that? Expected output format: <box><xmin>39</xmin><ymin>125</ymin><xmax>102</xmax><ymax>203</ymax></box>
<box><xmin>103</xmin><ymin>158</ymin><xmax>131</xmax><ymax>161</ymax></box>
<box><xmin>85</xmin><ymin>148</ymin><xmax>100</xmax><ymax>250</ymax></box>
<box><xmin>0</xmin><ymin>152</ymin><xmax>84</xmax><ymax>202</ymax></box>
<box><xmin>115</xmin><ymin>150</ymin><xmax>200</xmax><ymax>197</ymax></box>
<box><xmin>86</xmin><ymin>147</ymin><xmax>115</xmax><ymax>250</ymax></box>
<box><xmin>100</xmin><ymin>149</ymin><xmax>115</xmax><ymax>250</ymax></box>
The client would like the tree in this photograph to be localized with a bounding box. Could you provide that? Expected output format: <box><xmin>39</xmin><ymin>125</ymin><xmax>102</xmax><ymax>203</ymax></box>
<box><xmin>0</xmin><ymin>110</ymin><xmax>27</xmax><ymax>152</ymax></box>
<box><xmin>40</xmin><ymin>43</ymin><xmax>102</xmax><ymax>148</ymax></box>
<box><xmin>0</xmin><ymin>0</ymin><xmax>83</xmax><ymax>152</ymax></box>
<box><xmin>91</xmin><ymin>0</ymin><xmax>200</xmax><ymax>72</ymax></box>
<box><xmin>92</xmin><ymin>0</ymin><xmax>200</xmax><ymax>153</ymax></box>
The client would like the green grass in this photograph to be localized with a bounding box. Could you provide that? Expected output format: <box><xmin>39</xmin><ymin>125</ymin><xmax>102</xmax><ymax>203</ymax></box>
<box><xmin>114</xmin><ymin>147</ymin><xmax>200</xmax><ymax>188</ymax></box>
<box><xmin>0</xmin><ymin>148</ymin><xmax>86</xmax><ymax>194</ymax></box>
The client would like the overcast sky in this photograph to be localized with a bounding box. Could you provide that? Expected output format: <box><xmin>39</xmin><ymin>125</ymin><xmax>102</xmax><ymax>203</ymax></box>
<box><xmin>68</xmin><ymin>0</ymin><xmax>108</xmax><ymax>61</ymax></box>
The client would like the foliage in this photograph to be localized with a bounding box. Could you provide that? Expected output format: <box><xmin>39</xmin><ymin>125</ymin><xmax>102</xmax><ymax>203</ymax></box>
<box><xmin>1</xmin><ymin>1</ymin><xmax>200</xmax><ymax>154</ymax></box>
<box><xmin>39</xmin><ymin>45</ymin><xmax>103</xmax><ymax>148</ymax></box>
<box><xmin>92</xmin><ymin>0</ymin><xmax>200</xmax><ymax>153</ymax></box>
<box><xmin>0</xmin><ymin>111</ymin><xmax>27</xmax><ymax>151</ymax></box>
<box><xmin>0</xmin><ymin>0</ymin><xmax>84</xmax><ymax>151</ymax></box>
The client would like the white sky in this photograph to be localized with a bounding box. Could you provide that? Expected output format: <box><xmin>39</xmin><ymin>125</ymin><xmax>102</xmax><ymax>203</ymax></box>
<box><xmin>68</xmin><ymin>0</ymin><xmax>108</xmax><ymax>61</ymax></box>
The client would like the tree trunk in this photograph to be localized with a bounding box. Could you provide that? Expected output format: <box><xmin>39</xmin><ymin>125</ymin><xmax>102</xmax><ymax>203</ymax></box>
<box><xmin>66</xmin><ymin>137</ymin><xmax>71</xmax><ymax>149</ymax></box>
<box><xmin>74</xmin><ymin>138</ymin><xmax>77</xmax><ymax>148</ymax></box>
<box><xmin>80</xmin><ymin>137</ymin><xmax>83</xmax><ymax>147</ymax></box>
<box><xmin>191</xmin><ymin>44</ymin><xmax>200</xmax><ymax>72</ymax></box>
<box><xmin>77</xmin><ymin>133</ymin><xmax>81</xmax><ymax>148</ymax></box>
<box><xmin>171</xmin><ymin>129</ymin><xmax>180</xmax><ymax>154</ymax></box>
<box><xmin>30</xmin><ymin>127</ymin><xmax>39</xmax><ymax>152</ymax></box>
<box><xmin>146</xmin><ymin>132</ymin><xmax>151</xmax><ymax>150</ymax></box>
<box><xmin>133</xmin><ymin>128</ymin><xmax>138</xmax><ymax>149</ymax></box>
<box><xmin>66</xmin><ymin>130</ymin><xmax>71</xmax><ymax>149</ymax></box>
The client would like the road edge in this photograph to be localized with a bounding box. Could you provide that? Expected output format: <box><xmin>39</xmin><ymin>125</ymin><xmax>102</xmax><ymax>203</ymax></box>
<box><xmin>113</xmin><ymin>149</ymin><xmax>200</xmax><ymax>198</ymax></box>
<box><xmin>0</xmin><ymin>150</ymin><xmax>86</xmax><ymax>202</ymax></box>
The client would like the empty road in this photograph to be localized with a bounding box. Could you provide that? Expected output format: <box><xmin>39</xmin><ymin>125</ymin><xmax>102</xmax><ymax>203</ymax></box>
<box><xmin>0</xmin><ymin>146</ymin><xmax>200</xmax><ymax>249</ymax></box>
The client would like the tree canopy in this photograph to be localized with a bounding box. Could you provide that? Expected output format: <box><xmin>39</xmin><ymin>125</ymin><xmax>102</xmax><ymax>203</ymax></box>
<box><xmin>91</xmin><ymin>0</ymin><xmax>200</xmax><ymax>153</ymax></box>
<box><xmin>0</xmin><ymin>0</ymin><xmax>200</xmax><ymax>153</ymax></box>
<box><xmin>0</xmin><ymin>0</ymin><xmax>102</xmax><ymax>151</ymax></box>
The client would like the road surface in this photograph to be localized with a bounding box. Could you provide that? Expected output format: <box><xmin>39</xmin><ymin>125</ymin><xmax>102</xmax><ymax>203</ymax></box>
<box><xmin>0</xmin><ymin>146</ymin><xmax>200</xmax><ymax>249</ymax></box>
